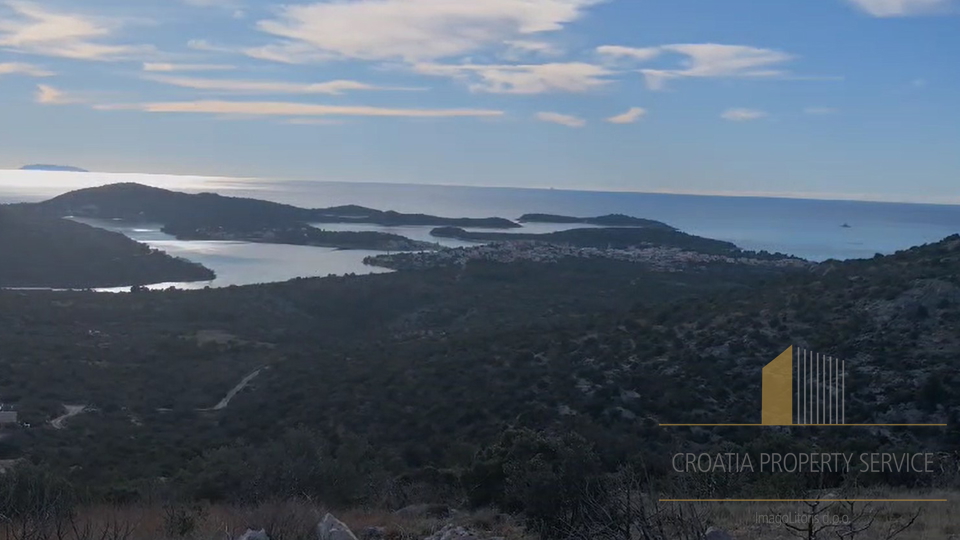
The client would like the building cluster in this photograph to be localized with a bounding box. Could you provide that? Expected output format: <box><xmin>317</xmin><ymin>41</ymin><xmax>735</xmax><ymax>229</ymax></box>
<box><xmin>365</xmin><ymin>241</ymin><xmax>810</xmax><ymax>272</ymax></box>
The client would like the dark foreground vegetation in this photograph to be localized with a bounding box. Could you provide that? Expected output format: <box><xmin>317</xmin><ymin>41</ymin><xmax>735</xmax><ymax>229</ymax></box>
<box><xmin>0</xmin><ymin>206</ymin><xmax>214</xmax><ymax>288</ymax></box>
<box><xmin>2</xmin><ymin>232</ymin><xmax>960</xmax><ymax>538</ymax></box>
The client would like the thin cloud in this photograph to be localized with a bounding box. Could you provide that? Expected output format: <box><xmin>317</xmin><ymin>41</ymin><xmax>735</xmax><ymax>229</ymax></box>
<box><xmin>0</xmin><ymin>61</ymin><xmax>53</xmax><ymax>77</ymax></box>
<box><xmin>143</xmin><ymin>63</ymin><xmax>236</xmax><ymax>72</ymax></box>
<box><xmin>34</xmin><ymin>84</ymin><xmax>82</xmax><ymax>105</ymax></box>
<box><xmin>94</xmin><ymin>99</ymin><xmax>505</xmax><ymax>120</ymax></box>
<box><xmin>596</xmin><ymin>45</ymin><xmax>661</xmax><ymax>62</ymax></box>
<box><xmin>413</xmin><ymin>62</ymin><xmax>615</xmax><ymax>94</ymax></box>
<box><xmin>598</xmin><ymin>43</ymin><xmax>798</xmax><ymax>90</ymax></box>
<box><xmin>0</xmin><ymin>1</ymin><xmax>153</xmax><ymax>61</ymax></box>
<box><xmin>606</xmin><ymin>107</ymin><xmax>646</xmax><ymax>124</ymax></box>
<box><xmin>143</xmin><ymin>74</ymin><xmax>425</xmax><ymax>95</ymax></box>
<box><xmin>845</xmin><ymin>0</ymin><xmax>952</xmax><ymax>16</ymax></box>
<box><xmin>536</xmin><ymin>111</ymin><xmax>586</xmax><ymax>128</ymax></box>
<box><xmin>253</xmin><ymin>0</ymin><xmax>604</xmax><ymax>63</ymax></box>
<box><xmin>721</xmin><ymin>108</ymin><xmax>768</xmax><ymax>121</ymax></box>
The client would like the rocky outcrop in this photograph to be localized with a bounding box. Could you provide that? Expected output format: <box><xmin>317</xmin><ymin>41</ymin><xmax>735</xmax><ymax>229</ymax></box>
<box><xmin>238</xmin><ymin>529</ymin><xmax>269</xmax><ymax>540</ymax></box>
<box><xmin>317</xmin><ymin>513</ymin><xmax>359</xmax><ymax>540</ymax></box>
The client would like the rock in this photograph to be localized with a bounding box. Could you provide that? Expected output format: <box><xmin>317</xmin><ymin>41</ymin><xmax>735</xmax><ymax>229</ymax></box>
<box><xmin>358</xmin><ymin>527</ymin><xmax>386</xmax><ymax>540</ymax></box>
<box><xmin>394</xmin><ymin>504</ymin><xmax>454</xmax><ymax>519</ymax></box>
<box><xmin>238</xmin><ymin>529</ymin><xmax>269</xmax><ymax>540</ymax></box>
<box><xmin>423</xmin><ymin>525</ymin><xmax>480</xmax><ymax>540</ymax></box>
<box><xmin>704</xmin><ymin>527</ymin><xmax>734</xmax><ymax>540</ymax></box>
<box><xmin>317</xmin><ymin>514</ymin><xmax>358</xmax><ymax>540</ymax></box>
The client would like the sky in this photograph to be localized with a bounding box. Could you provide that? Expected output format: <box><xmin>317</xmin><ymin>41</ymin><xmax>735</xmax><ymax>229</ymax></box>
<box><xmin>0</xmin><ymin>0</ymin><xmax>958</xmax><ymax>202</ymax></box>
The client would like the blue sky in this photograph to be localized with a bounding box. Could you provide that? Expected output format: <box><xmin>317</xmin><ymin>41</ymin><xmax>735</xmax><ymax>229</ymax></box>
<box><xmin>0</xmin><ymin>0</ymin><xmax>957</xmax><ymax>202</ymax></box>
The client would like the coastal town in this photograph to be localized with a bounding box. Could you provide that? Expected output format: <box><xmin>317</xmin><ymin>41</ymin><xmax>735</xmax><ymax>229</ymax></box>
<box><xmin>364</xmin><ymin>240</ymin><xmax>812</xmax><ymax>272</ymax></box>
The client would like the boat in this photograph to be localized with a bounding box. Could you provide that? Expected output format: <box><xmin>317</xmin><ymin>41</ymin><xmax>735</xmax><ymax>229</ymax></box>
<box><xmin>841</xmin><ymin>223</ymin><xmax>852</xmax><ymax>228</ymax></box>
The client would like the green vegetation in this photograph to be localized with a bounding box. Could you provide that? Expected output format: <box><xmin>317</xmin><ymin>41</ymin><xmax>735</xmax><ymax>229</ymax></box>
<box><xmin>1</xmin><ymin>230</ymin><xmax>959</xmax><ymax>536</ymax></box>
<box><xmin>517</xmin><ymin>213</ymin><xmax>675</xmax><ymax>229</ymax></box>
<box><xmin>0</xmin><ymin>205</ymin><xmax>214</xmax><ymax>288</ymax></box>
<box><xmin>429</xmin><ymin>225</ymin><xmax>782</xmax><ymax>257</ymax></box>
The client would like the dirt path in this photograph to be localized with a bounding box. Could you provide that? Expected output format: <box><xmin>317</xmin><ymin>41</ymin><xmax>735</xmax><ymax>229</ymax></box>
<box><xmin>51</xmin><ymin>405</ymin><xmax>87</xmax><ymax>429</ymax></box>
<box><xmin>203</xmin><ymin>368</ymin><xmax>263</xmax><ymax>411</ymax></box>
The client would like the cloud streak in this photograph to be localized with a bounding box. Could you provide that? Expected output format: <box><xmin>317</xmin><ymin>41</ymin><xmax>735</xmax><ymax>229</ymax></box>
<box><xmin>536</xmin><ymin>111</ymin><xmax>586</xmax><ymax>127</ymax></box>
<box><xmin>606</xmin><ymin>107</ymin><xmax>646</xmax><ymax>124</ymax></box>
<box><xmin>0</xmin><ymin>61</ymin><xmax>53</xmax><ymax>77</ymax></box>
<box><xmin>0</xmin><ymin>1</ymin><xmax>152</xmax><ymax>61</ymax></box>
<box><xmin>721</xmin><ymin>108</ymin><xmax>768</xmax><ymax>121</ymax></box>
<box><xmin>413</xmin><ymin>62</ymin><xmax>615</xmax><ymax>94</ymax></box>
<box><xmin>34</xmin><ymin>84</ymin><xmax>82</xmax><ymax>105</ymax></box>
<box><xmin>252</xmin><ymin>0</ymin><xmax>603</xmax><ymax>63</ymax></box>
<box><xmin>143</xmin><ymin>74</ymin><xmax>424</xmax><ymax>95</ymax></box>
<box><xmin>95</xmin><ymin>99</ymin><xmax>505</xmax><ymax>119</ymax></box>
<box><xmin>845</xmin><ymin>0</ymin><xmax>952</xmax><ymax>16</ymax></box>
<box><xmin>143</xmin><ymin>63</ymin><xmax>236</xmax><ymax>72</ymax></box>
<box><xmin>598</xmin><ymin>43</ymin><xmax>796</xmax><ymax>90</ymax></box>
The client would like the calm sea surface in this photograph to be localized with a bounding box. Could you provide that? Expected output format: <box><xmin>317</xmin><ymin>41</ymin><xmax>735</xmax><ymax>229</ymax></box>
<box><xmin>3</xmin><ymin>170</ymin><xmax>960</xmax><ymax>288</ymax></box>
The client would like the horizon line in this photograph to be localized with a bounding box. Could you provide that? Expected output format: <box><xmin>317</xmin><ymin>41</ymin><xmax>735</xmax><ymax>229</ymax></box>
<box><xmin>3</xmin><ymin>168</ymin><xmax>960</xmax><ymax>207</ymax></box>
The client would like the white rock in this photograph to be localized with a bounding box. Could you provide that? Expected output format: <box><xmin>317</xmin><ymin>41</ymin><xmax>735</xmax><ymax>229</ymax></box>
<box><xmin>318</xmin><ymin>514</ymin><xmax>359</xmax><ymax>540</ymax></box>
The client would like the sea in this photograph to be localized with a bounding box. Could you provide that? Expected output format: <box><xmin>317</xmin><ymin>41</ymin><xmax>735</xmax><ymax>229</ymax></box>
<box><xmin>3</xmin><ymin>170</ymin><xmax>960</xmax><ymax>290</ymax></box>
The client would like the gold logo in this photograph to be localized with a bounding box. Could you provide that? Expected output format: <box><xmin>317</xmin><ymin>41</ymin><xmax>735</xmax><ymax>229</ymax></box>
<box><xmin>661</xmin><ymin>345</ymin><xmax>944</xmax><ymax>427</ymax></box>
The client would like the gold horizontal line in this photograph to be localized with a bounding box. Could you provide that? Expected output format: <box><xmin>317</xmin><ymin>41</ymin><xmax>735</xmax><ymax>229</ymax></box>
<box><xmin>659</xmin><ymin>424</ymin><xmax>947</xmax><ymax>427</ymax></box>
<box><xmin>659</xmin><ymin>499</ymin><xmax>948</xmax><ymax>503</ymax></box>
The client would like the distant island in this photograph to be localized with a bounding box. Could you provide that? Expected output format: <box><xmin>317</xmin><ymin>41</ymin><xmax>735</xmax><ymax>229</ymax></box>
<box><xmin>429</xmin><ymin>226</ymin><xmax>742</xmax><ymax>254</ymax></box>
<box><xmin>163</xmin><ymin>222</ymin><xmax>439</xmax><ymax>251</ymax></box>
<box><xmin>31</xmin><ymin>184</ymin><xmax>519</xmax><ymax>251</ymax></box>
<box><xmin>0</xmin><ymin>205</ymin><xmax>214</xmax><ymax>288</ymax></box>
<box><xmin>20</xmin><ymin>164</ymin><xmax>89</xmax><ymax>172</ymax></box>
<box><xmin>518</xmin><ymin>213</ymin><xmax>676</xmax><ymax>229</ymax></box>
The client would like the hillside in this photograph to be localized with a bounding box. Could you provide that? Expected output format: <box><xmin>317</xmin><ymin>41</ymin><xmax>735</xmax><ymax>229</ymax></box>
<box><xmin>2</xmin><ymin>236</ymin><xmax>959</xmax><ymax>490</ymax></box>
<box><xmin>35</xmin><ymin>183</ymin><xmax>520</xmax><ymax>230</ymax></box>
<box><xmin>0</xmin><ymin>205</ymin><xmax>214</xmax><ymax>288</ymax></box>
<box><xmin>428</xmin><ymin>225</ymin><xmax>765</xmax><ymax>255</ymax></box>
<box><xmin>518</xmin><ymin>213</ymin><xmax>675</xmax><ymax>229</ymax></box>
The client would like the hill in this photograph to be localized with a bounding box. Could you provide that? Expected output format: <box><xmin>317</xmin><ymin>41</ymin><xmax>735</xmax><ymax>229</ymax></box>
<box><xmin>35</xmin><ymin>183</ymin><xmax>520</xmax><ymax>232</ymax></box>
<box><xmin>19</xmin><ymin>164</ymin><xmax>89</xmax><ymax>172</ymax></box>
<box><xmin>1</xmin><ymin>234</ymin><xmax>959</xmax><ymax>530</ymax></box>
<box><xmin>429</xmin><ymin>225</ymin><xmax>757</xmax><ymax>255</ymax></box>
<box><xmin>518</xmin><ymin>213</ymin><xmax>675</xmax><ymax>229</ymax></box>
<box><xmin>0</xmin><ymin>205</ymin><xmax>214</xmax><ymax>288</ymax></box>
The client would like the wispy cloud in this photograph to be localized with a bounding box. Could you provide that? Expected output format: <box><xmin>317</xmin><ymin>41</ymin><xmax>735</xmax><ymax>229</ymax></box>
<box><xmin>598</xmin><ymin>43</ymin><xmax>796</xmax><ymax>90</ymax></box>
<box><xmin>606</xmin><ymin>107</ymin><xmax>646</xmax><ymax>124</ymax></box>
<box><xmin>143</xmin><ymin>74</ymin><xmax>424</xmax><ymax>95</ymax></box>
<box><xmin>721</xmin><ymin>108</ymin><xmax>768</xmax><ymax>121</ymax></box>
<box><xmin>413</xmin><ymin>62</ymin><xmax>615</xmax><ymax>94</ymax></box>
<box><xmin>252</xmin><ymin>0</ymin><xmax>603</xmax><ymax>63</ymax></box>
<box><xmin>501</xmin><ymin>40</ymin><xmax>565</xmax><ymax>60</ymax></box>
<box><xmin>596</xmin><ymin>45</ymin><xmax>662</xmax><ymax>62</ymax></box>
<box><xmin>536</xmin><ymin>111</ymin><xmax>586</xmax><ymax>127</ymax></box>
<box><xmin>845</xmin><ymin>0</ymin><xmax>952</xmax><ymax>17</ymax></box>
<box><xmin>143</xmin><ymin>62</ymin><xmax>236</xmax><ymax>72</ymax></box>
<box><xmin>95</xmin><ymin>99</ymin><xmax>505</xmax><ymax>120</ymax></box>
<box><xmin>34</xmin><ymin>84</ymin><xmax>82</xmax><ymax>105</ymax></box>
<box><xmin>0</xmin><ymin>1</ymin><xmax>153</xmax><ymax>61</ymax></box>
<box><xmin>0</xmin><ymin>61</ymin><xmax>52</xmax><ymax>77</ymax></box>
<box><xmin>804</xmin><ymin>106</ymin><xmax>839</xmax><ymax>115</ymax></box>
